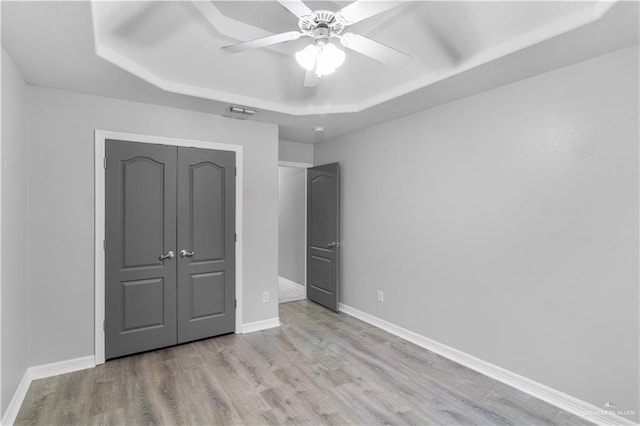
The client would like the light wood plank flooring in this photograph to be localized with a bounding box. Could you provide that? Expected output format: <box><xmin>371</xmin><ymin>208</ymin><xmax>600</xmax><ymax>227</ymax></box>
<box><xmin>15</xmin><ymin>300</ymin><xmax>591</xmax><ymax>425</ymax></box>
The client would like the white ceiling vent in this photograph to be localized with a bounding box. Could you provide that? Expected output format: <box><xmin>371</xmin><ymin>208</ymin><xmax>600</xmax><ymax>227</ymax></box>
<box><xmin>227</xmin><ymin>105</ymin><xmax>257</xmax><ymax>116</ymax></box>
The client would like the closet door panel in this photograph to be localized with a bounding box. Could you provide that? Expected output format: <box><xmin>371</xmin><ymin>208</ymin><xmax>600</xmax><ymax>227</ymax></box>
<box><xmin>177</xmin><ymin>147</ymin><xmax>236</xmax><ymax>343</ymax></box>
<box><xmin>105</xmin><ymin>140</ymin><xmax>177</xmax><ymax>359</ymax></box>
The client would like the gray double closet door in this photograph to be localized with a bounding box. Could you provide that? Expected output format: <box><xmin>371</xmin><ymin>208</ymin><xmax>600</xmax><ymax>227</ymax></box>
<box><xmin>105</xmin><ymin>140</ymin><xmax>235</xmax><ymax>360</ymax></box>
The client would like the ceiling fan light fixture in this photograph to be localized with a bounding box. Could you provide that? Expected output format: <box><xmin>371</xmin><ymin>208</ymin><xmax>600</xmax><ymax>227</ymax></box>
<box><xmin>295</xmin><ymin>44</ymin><xmax>319</xmax><ymax>71</ymax></box>
<box><xmin>316</xmin><ymin>43</ymin><xmax>345</xmax><ymax>76</ymax></box>
<box><xmin>295</xmin><ymin>42</ymin><xmax>345</xmax><ymax>76</ymax></box>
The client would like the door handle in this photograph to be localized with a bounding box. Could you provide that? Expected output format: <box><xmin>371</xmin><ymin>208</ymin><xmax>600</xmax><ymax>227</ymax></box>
<box><xmin>327</xmin><ymin>241</ymin><xmax>341</xmax><ymax>248</ymax></box>
<box><xmin>159</xmin><ymin>250</ymin><xmax>175</xmax><ymax>261</ymax></box>
<box><xmin>180</xmin><ymin>250</ymin><xmax>195</xmax><ymax>258</ymax></box>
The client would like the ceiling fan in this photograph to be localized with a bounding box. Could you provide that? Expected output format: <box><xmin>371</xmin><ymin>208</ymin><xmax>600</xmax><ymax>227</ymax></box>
<box><xmin>220</xmin><ymin>0</ymin><xmax>411</xmax><ymax>87</ymax></box>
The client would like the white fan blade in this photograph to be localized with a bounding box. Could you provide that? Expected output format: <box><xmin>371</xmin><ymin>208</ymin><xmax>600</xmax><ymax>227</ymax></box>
<box><xmin>277</xmin><ymin>0</ymin><xmax>313</xmax><ymax>18</ymax></box>
<box><xmin>221</xmin><ymin>31</ymin><xmax>303</xmax><ymax>54</ymax></box>
<box><xmin>336</xmin><ymin>1</ymin><xmax>406</xmax><ymax>25</ymax></box>
<box><xmin>304</xmin><ymin>70</ymin><xmax>321</xmax><ymax>87</ymax></box>
<box><xmin>340</xmin><ymin>32</ymin><xmax>410</xmax><ymax>67</ymax></box>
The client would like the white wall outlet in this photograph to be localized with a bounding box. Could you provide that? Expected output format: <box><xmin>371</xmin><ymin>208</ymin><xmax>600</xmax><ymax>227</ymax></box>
<box><xmin>262</xmin><ymin>291</ymin><xmax>270</xmax><ymax>303</ymax></box>
<box><xmin>377</xmin><ymin>290</ymin><xmax>384</xmax><ymax>302</ymax></box>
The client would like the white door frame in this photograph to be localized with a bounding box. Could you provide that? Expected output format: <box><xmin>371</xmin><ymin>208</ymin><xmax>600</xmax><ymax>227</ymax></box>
<box><xmin>94</xmin><ymin>130</ymin><xmax>244</xmax><ymax>365</ymax></box>
<box><xmin>278</xmin><ymin>161</ymin><xmax>312</xmax><ymax>299</ymax></box>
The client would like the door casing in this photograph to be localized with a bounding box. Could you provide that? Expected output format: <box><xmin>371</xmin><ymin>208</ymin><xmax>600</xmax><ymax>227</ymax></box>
<box><xmin>278</xmin><ymin>160</ymin><xmax>312</xmax><ymax>300</ymax></box>
<box><xmin>94</xmin><ymin>130</ymin><xmax>244</xmax><ymax>365</ymax></box>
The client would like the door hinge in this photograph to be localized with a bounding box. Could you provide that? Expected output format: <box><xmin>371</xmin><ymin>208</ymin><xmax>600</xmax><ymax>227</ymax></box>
<box><xmin>103</xmin><ymin>320</ymin><xmax>107</xmax><ymax>332</ymax></box>
<box><xmin>235</xmin><ymin>299</ymin><xmax>237</xmax><ymax>308</ymax></box>
<box><xmin>235</xmin><ymin>167</ymin><xmax>237</xmax><ymax>177</ymax></box>
<box><xmin>103</xmin><ymin>158</ymin><xmax>107</xmax><ymax>169</ymax></box>
<box><xmin>103</xmin><ymin>239</ymin><xmax>107</xmax><ymax>251</ymax></box>
<box><xmin>234</xmin><ymin>233</ymin><xmax>237</xmax><ymax>243</ymax></box>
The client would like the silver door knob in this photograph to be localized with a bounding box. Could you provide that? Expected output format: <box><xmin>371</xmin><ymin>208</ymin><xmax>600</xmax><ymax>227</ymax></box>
<box><xmin>327</xmin><ymin>241</ymin><xmax>341</xmax><ymax>248</ymax></box>
<box><xmin>180</xmin><ymin>250</ymin><xmax>194</xmax><ymax>257</ymax></box>
<box><xmin>159</xmin><ymin>250</ymin><xmax>175</xmax><ymax>261</ymax></box>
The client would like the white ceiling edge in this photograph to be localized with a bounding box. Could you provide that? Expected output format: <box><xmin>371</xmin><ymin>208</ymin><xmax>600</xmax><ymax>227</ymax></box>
<box><xmin>189</xmin><ymin>0</ymin><xmax>271</xmax><ymax>41</ymax></box>
<box><xmin>90</xmin><ymin>0</ymin><xmax>617</xmax><ymax>117</ymax></box>
<box><xmin>362</xmin><ymin>0</ymin><xmax>617</xmax><ymax>109</ymax></box>
<box><xmin>89</xmin><ymin>3</ymin><xmax>322</xmax><ymax>115</ymax></box>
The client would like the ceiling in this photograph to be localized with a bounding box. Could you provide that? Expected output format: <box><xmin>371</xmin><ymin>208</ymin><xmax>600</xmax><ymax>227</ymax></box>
<box><xmin>2</xmin><ymin>1</ymin><xmax>638</xmax><ymax>143</ymax></box>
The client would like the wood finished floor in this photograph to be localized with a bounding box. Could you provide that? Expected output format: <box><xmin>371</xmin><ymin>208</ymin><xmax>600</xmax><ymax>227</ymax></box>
<box><xmin>16</xmin><ymin>300</ymin><xmax>591</xmax><ymax>426</ymax></box>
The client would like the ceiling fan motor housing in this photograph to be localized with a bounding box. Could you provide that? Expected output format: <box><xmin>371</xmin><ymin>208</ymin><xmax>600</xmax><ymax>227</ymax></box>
<box><xmin>298</xmin><ymin>9</ymin><xmax>346</xmax><ymax>45</ymax></box>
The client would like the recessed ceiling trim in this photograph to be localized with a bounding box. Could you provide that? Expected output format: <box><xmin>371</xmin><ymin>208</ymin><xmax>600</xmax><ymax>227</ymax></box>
<box><xmin>361</xmin><ymin>0</ymin><xmax>619</xmax><ymax>111</ymax></box>
<box><xmin>189</xmin><ymin>0</ymin><xmax>271</xmax><ymax>42</ymax></box>
<box><xmin>95</xmin><ymin>41</ymin><xmax>327</xmax><ymax>116</ymax></box>
<box><xmin>90</xmin><ymin>0</ymin><xmax>619</xmax><ymax>117</ymax></box>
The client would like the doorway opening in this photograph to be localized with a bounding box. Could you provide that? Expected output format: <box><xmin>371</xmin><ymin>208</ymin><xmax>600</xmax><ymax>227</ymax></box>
<box><xmin>278</xmin><ymin>162</ymin><xmax>311</xmax><ymax>304</ymax></box>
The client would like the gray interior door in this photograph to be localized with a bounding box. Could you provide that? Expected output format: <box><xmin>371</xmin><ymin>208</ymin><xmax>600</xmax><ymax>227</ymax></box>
<box><xmin>105</xmin><ymin>140</ymin><xmax>178</xmax><ymax>359</ymax></box>
<box><xmin>307</xmin><ymin>163</ymin><xmax>340</xmax><ymax>312</ymax></box>
<box><xmin>105</xmin><ymin>141</ymin><xmax>235</xmax><ymax>360</ymax></box>
<box><xmin>177</xmin><ymin>147</ymin><xmax>235</xmax><ymax>343</ymax></box>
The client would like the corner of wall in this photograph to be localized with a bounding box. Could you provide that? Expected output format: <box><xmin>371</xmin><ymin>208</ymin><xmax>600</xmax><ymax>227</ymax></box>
<box><xmin>278</xmin><ymin>140</ymin><xmax>313</xmax><ymax>165</ymax></box>
<box><xmin>0</xmin><ymin>47</ymin><xmax>30</xmax><ymax>419</ymax></box>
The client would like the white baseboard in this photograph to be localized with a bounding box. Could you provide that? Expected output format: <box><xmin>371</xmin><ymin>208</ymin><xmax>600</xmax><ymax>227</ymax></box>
<box><xmin>1</xmin><ymin>370</ymin><xmax>31</xmax><ymax>426</ymax></box>
<box><xmin>278</xmin><ymin>276</ymin><xmax>306</xmax><ymax>303</ymax></box>
<box><xmin>1</xmin><ymin>355</ymin><xmax>95</xmax><ymax>426</ymax></box>
<box><xmin>278</xmin><ymin>276</ymin><xmax>304</xmax><ymax>288</ymax></box>
<box><xmin>241</xmin><ymin>317</ymin><xmax>281</xmax><ymax>334</ymax></box>
<box><xmin>279</xmin><ymin>295</ymin><xmax>306</xmax><ymax>304</ymax></box>
<box><xmin>339</xmin><ymin>303</ymin><xmax>637</xmax><ymax>426</ymax></box>
<box><xmin>28</xmin><ymin>355</ymin><xmax>96</xmax><ymax>381</ymax></box>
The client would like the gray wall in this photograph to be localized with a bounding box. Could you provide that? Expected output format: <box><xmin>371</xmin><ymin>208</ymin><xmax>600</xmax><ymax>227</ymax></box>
<box><xmin>278</xmin><ymin>167</ymin><xmax>306</xmax><ymax>285</ymax></box>
<box><xmin>279</xmin><ymin>140</ymin><xmax>313</xmax><ymax>164</ymax></box>
<box><xmin>315</xmin><ymin>46</ymin><xmax>639</xmax><ymax>417</ymax></box>
<box><xmin>26</xmin><ymin>86</ymin><xmax>279</xmax><ymax>367</ymax></box>
<box><xmin>1</xmin><ymin>49</ymin><xmax>29</xmax><ymax>415</ymax></box>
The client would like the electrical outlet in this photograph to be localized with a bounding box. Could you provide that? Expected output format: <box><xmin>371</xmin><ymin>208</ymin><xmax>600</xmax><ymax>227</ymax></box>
<box><xmin>377</xmin><ymin>290</ymin><xmax>384</xmax><ymax>302</ymax></box>
<box><xmin>262</xmin><ymin>291</ymin><xmax>270</xmax><ymax>303</ymax></box>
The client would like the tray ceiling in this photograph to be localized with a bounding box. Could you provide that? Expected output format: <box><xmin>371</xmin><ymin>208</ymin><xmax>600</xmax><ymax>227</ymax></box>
<box><xmin>2</xmin><ymin>1</ymin><xmax>638</xmax><ymax>143</ymax></box>
<box><xmin>90</xmin><ymin>1</ymin><xmax>616</xmax><ymax>116</ymax></box>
